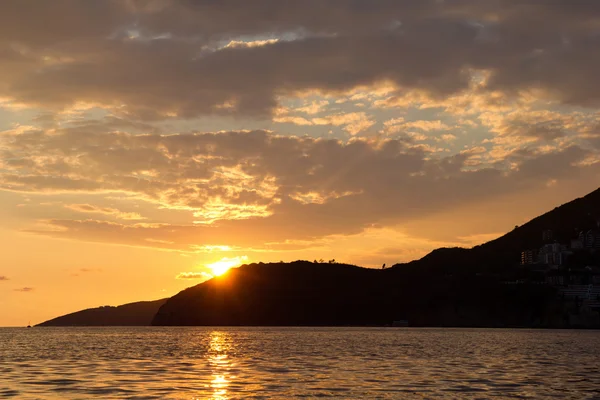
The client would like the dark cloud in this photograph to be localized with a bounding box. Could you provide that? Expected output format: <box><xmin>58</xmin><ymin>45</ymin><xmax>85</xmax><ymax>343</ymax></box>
<box><xmin>135</xmin><ymin>1</ymin><xmax>600</xmax><ymax>41</ymax></box>
<box><xmin>14</xmin><ymin>287</ymin><xmax>34</xmax><ymax>292</ymax></box>
<box><xmin>1</xmin><ymin>1</ymin><xmax>600</xmax><ymax>116</ymax></box>
<box><xmin>589</xmin><ymin>137</ymin><xmax>600</xmax><ymax>150</ymax></box>
<box><xmin>0</xmin><ymin>0</ymin><xmax>129</xmax><ymax>46</ymax></box>
<box><xmin>135</xmin><ymin>0</ymin><xmax>439</xmax><ymax>38</ymax></box>
<box><xmin>0</xmin><ymin>276</ymin><xmax>8</xmax><ymax>281</ymax></box>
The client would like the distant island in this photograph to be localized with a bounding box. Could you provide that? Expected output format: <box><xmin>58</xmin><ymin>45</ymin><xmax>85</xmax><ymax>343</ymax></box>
<box><xmin>39</xmin><ymin>187</ymin><xmax>600</xmax><ymax>328</ymax></box>
<box><xmin>37</xmin><ymin>299</ymin><xmax>167</xmax><ymax>327</ymax></box>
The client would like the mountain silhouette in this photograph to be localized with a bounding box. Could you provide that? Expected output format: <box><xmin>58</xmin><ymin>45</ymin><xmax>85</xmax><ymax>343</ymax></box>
<box><xmin>151</xmin><ymin>259</ymin><xmax>558</xmax><ymax>327</ymax></box>
<box><xmin>153</xmin><ymin>187</ymin><xmax>599</xmax><ymax>327</ymax></box>
<box><xmin>37</xmin><ymin>299</ymin><xmax>167</xmax><ymax>327</ymax></box>
<box><xmin>41</xmin><ymin>187</ymin><xmax>600</xmax><ymax>327</ymax></box>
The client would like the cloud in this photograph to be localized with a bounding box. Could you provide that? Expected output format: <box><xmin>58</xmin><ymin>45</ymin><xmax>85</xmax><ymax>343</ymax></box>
<box><xmin>312</xmin><ymin>112</ymin><xmax>375</xmax><ymax>135</ymax></box>
<box><xmin>14</xmin><ymin>287</ymin><xmax>34</xmax><ymax>292</ymax></box>
<box><xmin>176</xmin><ymin>272</ymin><xmax>213</xmax><ymax>280</ymax></box>
<box><xmin>0</xmin><ymin>276</ymin><xmax>8</xmax><ymax>281</ymax></box>
<box><xmin>12</xmin><ymin>130</ymin><xmax>596</xmax><ymax>253</ymax></box>
<box><xmin>2</xmin><ymin>1</ymin><xmax>600</xmax><ymax>118</ymax></box>
<box><xmin>400</xmin><ymin>120</ymin><xmax>452</xmax><ymax>132</ymax></box>
<box><xmin>473</xmin><ymin>109</ymin><xmax>600</xmax><ymax>164</ymax></box>
<box><xmin>1</xmin><ymin>1</ymin><xmax>600</xmax><ymax>255</ymax></box>
<box><xmin>3</xmin><ymin>124</ymin><xmax>597</xmax><ymax>196</ymax></box>
<box><xmin>439</xmin><ymin>134</ymin><xmax>457</xmax><ymax>142</ymax></box>
<box><xmin>296</xmin><ymin>100</ymin><xmax>329</xmax><ymax>115</ymax></box>
<box><xmin>483</xmin><ymin>110</ymin><xmax>580</xmax><ymax>141</ymax></box>
<box><xmin>223</xmin><ymin>39</ymin><xmax>280</xmax><ymax>49</ymax></box>
<box><xmin>275</xmin><ymin>110</ymin><xmax>375</xmax><ymax>135</ymax></box>
<box><xmin>273</xmin><ymin>115</ymin><xmax>313</xmax><ymax>126</ymax></box>
<box><xmin>384</xmin><ymin>118</ymin><xmax>454</xmax><ymax>139</ymax></box>
<box><xmin>64</xmin><ymin>203</ymin><xmax>145</xmax><ymax>220</ymax></box>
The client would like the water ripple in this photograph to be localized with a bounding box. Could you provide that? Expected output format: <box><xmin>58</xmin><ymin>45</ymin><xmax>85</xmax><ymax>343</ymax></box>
<box><xmin>1</xmin><ymin>327</ymin><xmax>600</xmax><ymax>399</ymax></box>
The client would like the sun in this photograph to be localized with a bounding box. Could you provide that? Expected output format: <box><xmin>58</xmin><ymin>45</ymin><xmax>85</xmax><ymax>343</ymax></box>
<box><xmin>207</xmin><ymin>256</ymin><xmax>247</xmax><ymax>277</ymax></box>
<box><xmin>209</xmin><ymin>260</ymin><xmax>235</xmax><ymax>276</ymax></box>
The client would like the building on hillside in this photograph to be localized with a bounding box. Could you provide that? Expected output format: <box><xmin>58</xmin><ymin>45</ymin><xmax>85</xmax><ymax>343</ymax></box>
<box><xmin>538</xmin><ymin>243</ymin><xmax>569</xmax><ymax>266</ymax></box>
<box><xmin>521</xmin><ymin>250</ymin><xmax>538</xmax><ymax>265</ymax></box>
<box><xmin>542</xmin><ymin>229</ymin><xmax>554</xmax><ymax>243</ymax></box>
<box><xmin>579</xmin><ymin>229</ymin><xmax>600</xmax><ymax>249</ymax></box>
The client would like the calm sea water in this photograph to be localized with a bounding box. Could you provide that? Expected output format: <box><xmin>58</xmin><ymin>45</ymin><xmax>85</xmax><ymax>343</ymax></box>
<box><xmin>1</xmin><ymin>327</ymin><xmax>600</xmax><ymax>399</ymax></box>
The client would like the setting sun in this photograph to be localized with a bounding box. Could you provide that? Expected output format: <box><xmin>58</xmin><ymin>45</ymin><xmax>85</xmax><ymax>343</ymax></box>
<box><xmin>207</xmin><ymin>256</ymin><xmax>248</xmax><ymax>276</ymax></box>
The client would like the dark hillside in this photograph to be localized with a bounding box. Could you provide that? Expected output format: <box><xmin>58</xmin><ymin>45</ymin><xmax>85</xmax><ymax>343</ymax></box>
<box><xmin>393</xmin><ymin>187</ymin><xmax>600</xmax><ymax>271</ymax></box>
<box><xmin>152</xmin><ymin>261</ymin><xmax>558</xmax><ymax>327</ymax></box>
<box><xmin>37</xmin><ymin>299</ymin><xmax>167</xmax><ymax>327</ymax></box>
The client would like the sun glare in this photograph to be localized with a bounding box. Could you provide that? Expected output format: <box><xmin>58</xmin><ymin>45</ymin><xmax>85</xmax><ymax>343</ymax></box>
<box><xmin>207</xmin><ymin>256</ymin><xmax>248</xmax><ymax>277</ymax></box>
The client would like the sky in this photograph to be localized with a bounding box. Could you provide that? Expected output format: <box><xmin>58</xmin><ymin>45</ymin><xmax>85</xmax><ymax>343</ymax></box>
<box><xmin>1</xmin><ymin>0</ymin><xmax>600</xmax><ymax>326</ymax></box>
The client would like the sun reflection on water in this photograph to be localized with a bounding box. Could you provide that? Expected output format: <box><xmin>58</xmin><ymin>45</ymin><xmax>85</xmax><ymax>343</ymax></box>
<box><xmin>208</xmin><ymin>331</ymin><xmax>233</xmax><ymax>400</ymax></box>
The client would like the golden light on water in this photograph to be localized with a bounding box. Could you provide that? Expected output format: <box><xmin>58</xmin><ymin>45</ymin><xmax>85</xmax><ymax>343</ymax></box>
<box><xmin>207</xmin><ymin>256</ymin><xmax>248</xmax><ymax>277</ymax></box>
<box><xmin>211</xmin><ymin>374</ymin><xmax>228</xmax><ymax>400</ymax></box>
<box><xmin>209</xmin><ymin>331</ymin><xmax>233</xmax><ymax>400</ymax></box>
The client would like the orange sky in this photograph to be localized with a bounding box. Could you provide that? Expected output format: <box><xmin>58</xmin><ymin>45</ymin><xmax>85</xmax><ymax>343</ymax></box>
<box><xmin>1</xmin><ymin>1</ymin><xmax>600</xmax><ymax>326</ymax></box>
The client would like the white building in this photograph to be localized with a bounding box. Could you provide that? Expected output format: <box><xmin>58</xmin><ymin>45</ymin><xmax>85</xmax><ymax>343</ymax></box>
<box><xmin>538</xmin><ymin>243</ymin><xmax>568</xmax><ymax>266</ymax></box>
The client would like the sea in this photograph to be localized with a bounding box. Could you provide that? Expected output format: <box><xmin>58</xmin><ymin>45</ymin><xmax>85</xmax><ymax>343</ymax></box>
<box><xmin>1</xmin><ymin>327</ymin><xmax>599</xmax><ymax>399</ymax></box>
